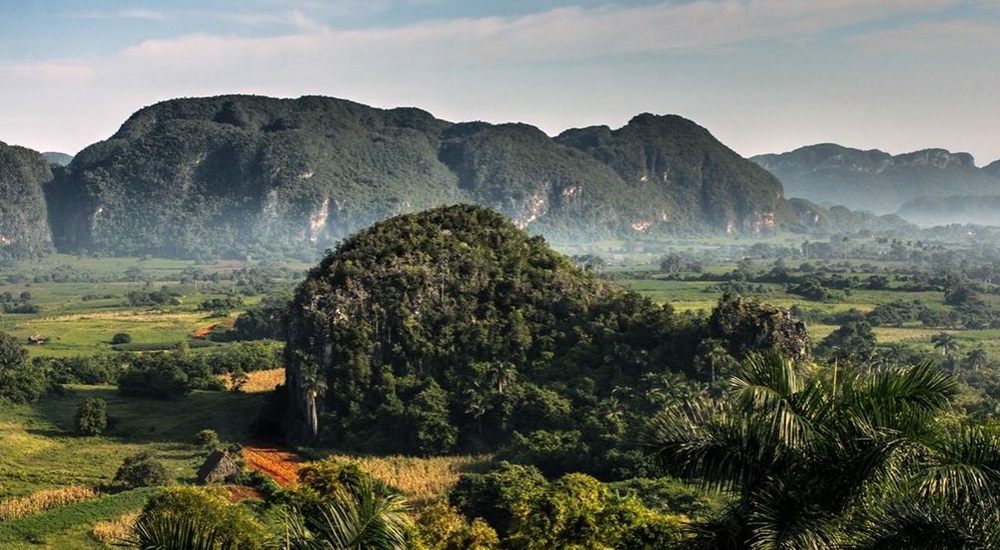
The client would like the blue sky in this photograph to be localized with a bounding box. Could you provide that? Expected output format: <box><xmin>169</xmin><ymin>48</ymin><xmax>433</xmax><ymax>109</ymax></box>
<box><xmin>2</xmin><ymin>0</ymin><xmax>999</xmax><ymax>165</ymax></box>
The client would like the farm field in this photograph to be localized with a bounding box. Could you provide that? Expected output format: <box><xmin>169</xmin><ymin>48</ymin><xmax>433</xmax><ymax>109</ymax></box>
<box><xmin>4</xmin><ymin>238</ymin><xmax>1000</xmax><ymax>547</ymax></box>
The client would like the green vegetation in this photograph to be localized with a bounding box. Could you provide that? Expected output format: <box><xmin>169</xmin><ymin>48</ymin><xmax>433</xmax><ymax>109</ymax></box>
<box><xmin>74</xmin><ymin>398</ymin><xmax>107</xmax><ymax>436</ymax></box>
<box><xmin>6</xmin><ymin>198</ymin><xmax>1000</xmax><ymax>548</ymax></box>
<box><xmin>0</xmin><ymin>141</ymin><xmax>53</xmax><ymax>260</ymax></box>
<box><xmin>35</xmin><ymin>95</ymin><xmax>913</xmax><ymax>261</ymax></box>
<box><xmin>284</xmin><ymin>206</ymin><xmax>808</xmax><ymax>478</ymax></box>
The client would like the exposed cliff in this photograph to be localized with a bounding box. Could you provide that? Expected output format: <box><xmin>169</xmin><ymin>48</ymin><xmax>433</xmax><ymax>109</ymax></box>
<box><xmin>46</xmin><ymin>95</ymin><xmax>814</xmax><ymax>258</ymax></box>
<box><xmin>0</xmin><ymin>141</ymin><xmax>54</xmax><ymax>259</ymax></box>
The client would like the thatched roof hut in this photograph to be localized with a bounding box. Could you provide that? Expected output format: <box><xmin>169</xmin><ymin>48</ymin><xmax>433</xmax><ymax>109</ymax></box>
<box><xmin>196</xmin><ymin>450</ymin><xmax>240</xmax><ymax>485</ymax></box>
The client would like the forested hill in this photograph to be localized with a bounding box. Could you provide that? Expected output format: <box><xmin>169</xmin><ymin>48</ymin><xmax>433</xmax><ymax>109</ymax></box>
<box><xmin>0</xmin><ymin>141</ymin><xmax>53</xmax><ymax>259</ymax></box>
<box><xmin>44</xmin><ymin>94</ymin><xmax>813</xmax><ymax>258</ymax></box>
<box><xmin>282</xmin><ymin>204</ymin><xmax>808</xmax><ymax>463</ymax></box>
<box><xmin>752</xmin><ymin>143</ymin><xmax>1000</xmax><ymax>215</ymax></box>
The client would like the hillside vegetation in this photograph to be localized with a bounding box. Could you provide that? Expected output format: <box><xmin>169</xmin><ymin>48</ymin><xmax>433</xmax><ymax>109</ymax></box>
<box><xmin>41</xmin><ymin>95</ymin><xmax>858</xmax><ymax>259</ymax></box>
<box><xmin>283</xmin><ymin>205</ymin><xmax>808</xmax><ymax>477</ymax></box>
<box><xmin>0</xmin><ymin>141</ymin><xmax>53</xmax><ymax>259</ymax></box>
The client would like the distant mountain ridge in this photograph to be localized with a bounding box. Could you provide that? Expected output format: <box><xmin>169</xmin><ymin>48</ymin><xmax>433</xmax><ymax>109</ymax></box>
<box><xmin>2</xmin><ymin>96</ymin><xmax>914</xmax><ymax>259</ymax></box>
<box><xmin>43</xmin><ymin>95</ymin><xmax>820</xmax><ymax>258</ymax></box>
<box><xmin>751</xmin><ymin>143</ymin><xmax>1000</xmax><ymax>216</ymax></box>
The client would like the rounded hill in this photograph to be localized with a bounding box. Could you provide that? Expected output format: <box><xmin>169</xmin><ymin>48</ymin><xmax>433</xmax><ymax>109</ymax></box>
<box><xmin>283</xmin><ymin>204</ymin><xmax>687</xmax><ymax>457</ymax></box>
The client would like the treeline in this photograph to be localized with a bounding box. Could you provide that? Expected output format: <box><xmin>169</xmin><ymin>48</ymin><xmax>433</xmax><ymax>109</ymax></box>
<box><xmin>0</xmin><ymin>340</ymin><xmax>283</xmax><ymax>404</ymax></box>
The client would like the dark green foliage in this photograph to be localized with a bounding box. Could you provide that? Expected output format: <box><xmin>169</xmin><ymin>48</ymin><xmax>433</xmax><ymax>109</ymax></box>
<box><xmin>117</xmin><ymin>351</ymin><xmax>225</xmax><ymax>398</ymax></box>
<box><xmin>193</xmin><ymin>428</ymin><xmax>220</xmax><ymax>449</ymax></box>
<box><xmin>815</xmin><ymin>320</ymin><xmax>878</xmax><ymax>363</ymax></box>
<box><xmin>708</xmin><ymin>293</ymin><xmax>810</xmax><ymax>363</ymax></box>
<box><xmin>0</xmin><ymin>330</ymin><xmax>47</xmax><ymax>403</ymax></box>
<box><xmin>131</xmin><ymin>486</ymin><xmax>265</xmax><ymax>550</ymax></box>
<box><xmin>556</xmin><ymin>113</ymin><xmax>791</xmax><ymax>234</ymax></box>
<box><xmin>114</xmin><ymin>451</ymin><xmax>171</xmax><ymax>489</ymax></box>
<box><xmin>226</xmin><ymin>290</ymin><xmax>291</xmax><ymax>341</ymax></box>
<box><xmin>284</xmin><ymin>205</ymin><xmax>693</xmax><ymax>463</ymax></box>
<box><xmin>645</xmin><ymin>352</ymin><xmax>1000</xmax><ymax>548</ymax></box>
<box><xmin>74</xmin><ymin>397</ymin><xmax>108</xmax><ymax>436</ymax></box>
<box><xmin>111</xmin><ymin>332</ymin><xmax>132</xmax><ymax>345</ymax></box>
<box><xmin>0</xmin><ymin>141</ymin><xmax>54</xmax><ymax>259</ymax></box>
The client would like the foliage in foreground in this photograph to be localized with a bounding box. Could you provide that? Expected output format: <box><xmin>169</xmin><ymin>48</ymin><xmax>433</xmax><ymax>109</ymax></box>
<box><xmin>646</xmin><ymin>352</ymin><xmax>1000</xmax><ymax>549</ymax></box>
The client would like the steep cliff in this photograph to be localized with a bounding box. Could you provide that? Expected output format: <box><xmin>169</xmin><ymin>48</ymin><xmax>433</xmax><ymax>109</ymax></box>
<box><xmin>46</xmin><ymin>95</ymin><xmax>810</xmax><ymax>258</ymax></box>
<box><xmin>0</xmin><ymin>141</ymin><xmax>53</xmax><ymax>259</ymax></box>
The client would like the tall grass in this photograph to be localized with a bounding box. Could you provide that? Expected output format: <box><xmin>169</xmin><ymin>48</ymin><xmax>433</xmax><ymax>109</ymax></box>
<box><xmin>0</xmin><ymin>486</ymin><xmax>97</xmax><ymax>522</ymax></box>
<box><xmin>328</xmin><ymin>455</ymin><xmax>488</xmax><ymax>508</ymax></box>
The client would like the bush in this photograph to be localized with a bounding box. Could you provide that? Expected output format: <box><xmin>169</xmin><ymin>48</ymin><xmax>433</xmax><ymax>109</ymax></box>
<box><xmin>113</xmin><ymin>452</ymin><xmax>171</xmax><ymax>490</ymax></box>
<box><xmin>193</xmin><ymin>429</ymin><xmax>220</xmax><ymax>449</ymax></box>
<box><xmin>111</xmin><ymin>332</ymin><xmax>132</xmax><ymax>345</ymax></box>
<box><xmin>75</xmin><ymin>398</ymin><xmax>108</xmax><ymax>436</ymax></box>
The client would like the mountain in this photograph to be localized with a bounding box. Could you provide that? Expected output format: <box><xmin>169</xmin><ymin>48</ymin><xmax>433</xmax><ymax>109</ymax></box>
<box><xmin>898</xmin><ymin>195</ymin><xmax>1000</xmax><ymax>227</ymax></box>
<box><xmin>0</xmin><ymin>141</ymin><xmax>54</xmax><ymax>259</ymax></box>
<box><xmin>751</xmin><ymin>144</ymin><xmax>1000</xmax><ymax>215</ymax></box>
<box><xmin>556</xmin><ymin>114</ymin><xmax>789</xmax><ymax>233</ymax></box>
<box><xmin>41</xmin><ymin>152</ymin><xmax>73</xmax><ymax>166</ymax></box>
<box><xmin>46</xmin><ymin>95</ymin><xmax>811</xmax><ymax>258</ymax></box>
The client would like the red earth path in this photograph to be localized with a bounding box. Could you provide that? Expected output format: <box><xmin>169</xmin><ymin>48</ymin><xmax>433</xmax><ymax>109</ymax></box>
<box><xmin>241</xmin><ymin>442</ymin><xmax>306</xmax><ymax>487</ymax></box>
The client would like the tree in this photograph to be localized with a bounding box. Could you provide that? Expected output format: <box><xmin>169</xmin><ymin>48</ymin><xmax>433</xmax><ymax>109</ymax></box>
<box><xmin>279</xmin><ymin>478</ymin><xmax>411</xmax><ymax>550</ymax></box>
<box><xmin>75</xmin><ymin>397</ymin><xmax>108</xmax><ymax>436</ymax></box>
<box><xmin>645</xmin><ymin>352</ymin><xmax>1000</xmax><ymax>548</ymax></box>
<box><xmin>129</xmin><ymin>486</ymin><xmax>266</xmax><ymax>550</ymax></box>
<box><xmin>193</xmin><ymin>429</ymin><xmax>220</xmax><ymax>450</ymax></box>
<box><xmin>114</xmin><ymin>451</ymin><xmax>171</xmax><ymax>489</ymax></box>
<box><xmin>931</xmin><ymin>332</ymin><xmax>960</xmax><ymax>358</ymax></box>
<box><xmin>0</xmin><ymin>330</ymin><xmax>45</xmax><ymax>403</ymax></box>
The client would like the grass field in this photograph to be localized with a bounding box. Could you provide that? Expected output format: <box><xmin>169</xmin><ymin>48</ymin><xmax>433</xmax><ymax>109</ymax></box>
<box><xmin>0</xmin><ymin>387</ymin><xmax>266</xmax><ymax>497</ymax></box>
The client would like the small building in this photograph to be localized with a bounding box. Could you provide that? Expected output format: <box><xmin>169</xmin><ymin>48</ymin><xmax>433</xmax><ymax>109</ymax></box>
<box><xmin>196</xmin><ymin>450</ymin><xmax>240</xmax><ymax>485</ymax></box>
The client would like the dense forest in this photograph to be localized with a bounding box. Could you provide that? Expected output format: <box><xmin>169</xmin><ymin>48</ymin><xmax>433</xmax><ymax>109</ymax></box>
<box><xmin>283</xmin><ymin>206</ymin><xmax>807</xmax><ymax>474</ymax></box>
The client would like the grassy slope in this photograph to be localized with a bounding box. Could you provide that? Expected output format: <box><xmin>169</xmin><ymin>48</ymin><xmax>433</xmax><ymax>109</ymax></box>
<box><xmin>0</xmin><ymin>387</ymin><xmax>264</xmax><ymax>546</ymax></box>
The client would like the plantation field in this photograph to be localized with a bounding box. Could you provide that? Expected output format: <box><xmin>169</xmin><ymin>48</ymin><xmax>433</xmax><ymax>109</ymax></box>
<box><xmin>0</xmin><ymin>386</ymin><xmax>265</xmax><ymax>497</ymax></box>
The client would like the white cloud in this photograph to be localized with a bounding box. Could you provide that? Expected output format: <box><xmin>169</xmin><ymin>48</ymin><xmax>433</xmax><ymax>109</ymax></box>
<box><xmin>850</xmin><ymin>19</ymin><xmax>1000</xmax><ymax>51</ymax></box>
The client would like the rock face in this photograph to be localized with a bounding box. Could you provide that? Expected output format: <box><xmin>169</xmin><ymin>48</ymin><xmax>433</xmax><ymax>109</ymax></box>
<box><xmin>0</xmin><ymin>141</ymin><xmax>54</xmax><ymax>259</ymax></box>
<box><xmin>556</xmin><ymin>114</ymin><xmax>790</xmax><ymax>234</ymax></box>
<box><xmin>752</xmin><ymin>144</ymin><xmax>1000</xmax><ymax>215</ymax></box>
<box><xmin>45</xmin><ymin>95</ymin><xmax>806</xmax><ymax>258</ymax></box>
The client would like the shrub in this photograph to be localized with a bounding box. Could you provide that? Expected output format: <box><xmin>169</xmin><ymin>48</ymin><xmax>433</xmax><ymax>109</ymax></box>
<box><xmin>193</xmin><ymin>429</ymin><xmax>220</xmax><ymax>449</ymax></box>
<box><xmin>113</xmin><ymin>452</ymin><xmax>171</xmax><ymax>490</ymax></box>
<box><xmin>111</xmin><ymin>332</ymin><xmax>132</xmax><ymax>345</ymax></box>
<box><xmin>75</xmin><ymin>397</ymin><xmax>108</xmax><ymax>436</ymax></box>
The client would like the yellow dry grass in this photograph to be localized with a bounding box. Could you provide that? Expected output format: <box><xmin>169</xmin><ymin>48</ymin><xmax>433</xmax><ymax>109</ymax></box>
<box><xmin>328</xmin><ymin>455</ymin><xmax>487</xmax><ymax>508</ymax></box>
<box><xmin>91</xmin><ymin>511</ymin><xmax>139</xmax><ymax>545</ymax></box>
<box><xmin>220</xmin><ymin>368</ymin><xmax>285</xmax><ymax>393</ymax></box>
<box><xmin>0</xmin><ymin>485</ymin><xmax>97</xmax><ymax>521</ymax></box>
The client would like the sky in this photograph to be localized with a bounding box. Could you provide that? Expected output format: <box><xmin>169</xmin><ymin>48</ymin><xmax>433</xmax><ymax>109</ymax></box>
<box><xmin>2</xmin><ymin>0</ymin><xmax>999</xmax><ymax>164</ymax></box>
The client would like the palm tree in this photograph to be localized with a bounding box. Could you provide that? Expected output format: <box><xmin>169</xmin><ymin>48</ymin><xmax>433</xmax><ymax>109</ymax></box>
<box><xmin>645</xmin><ymin>351</ymin><xmax>1000</xmax><ymax>549</ymax></box>
<box><xmin>273</xmin><ymin>478</ymin><xmax>411</xmax><ymax>550</ymax></box>
<box><xmin>930</xmin><ymin>332</ymin><xmax>960</xmax><ymax>357</ymax></box>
